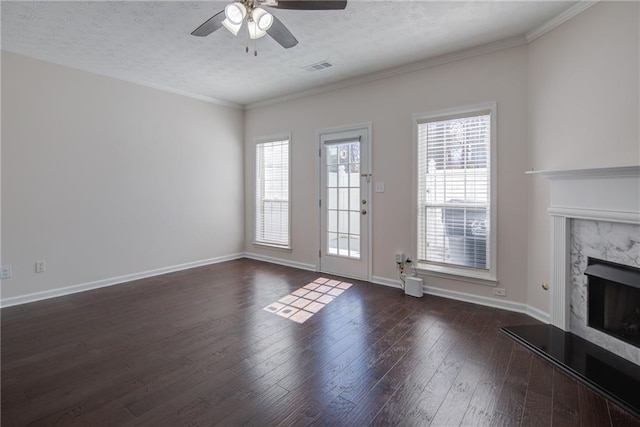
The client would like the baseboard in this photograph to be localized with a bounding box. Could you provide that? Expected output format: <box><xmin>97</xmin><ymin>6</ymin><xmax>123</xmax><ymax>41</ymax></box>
<box><xmin>424</xmin><ymin>285</ymin><xmax>529</xmax><ymax>317</ymax></box>
<box><xmin>1</xmin><ymin>255</ymin><xmax>552</xmax><ymax>326</ymax></box>
<box><xmin>372</xmin><ymin>275</ymin><xmax>550</xmax><ymax>323</ymax></box>
<box><xmin>0</xmin><ymin>253</ymin><xmax>245</xmax><ymax>308</ymax></box>
<box><xmin>524</xmin><ymin>305</ymin><xmax>551</xmax><ymax>324</ymax></box>
<box><xmin>371</xmin><ymin>275</ymin><xmax>403</xmax><ymax>289</ymax></box>
<box><xmin>243</xmin><ymin>252</ymin><xmax>317</xmax><ymax>272</ymax></box>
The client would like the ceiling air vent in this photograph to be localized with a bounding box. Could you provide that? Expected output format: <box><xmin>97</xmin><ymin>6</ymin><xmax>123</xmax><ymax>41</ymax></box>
<box><xmin>302</xmin><ymin>60</ymin><xmax>333</xmax><ymax>72</ymax></box>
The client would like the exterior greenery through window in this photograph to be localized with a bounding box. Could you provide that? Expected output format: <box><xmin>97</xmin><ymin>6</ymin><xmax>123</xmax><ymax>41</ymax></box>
<box><xmin>416</xmin><ymin>105</ymin><xmax>495</xmax><ymax>279</ymax></box>
<box><xmin>255</xmin><ymin>138</ymin><xmax>290</xmax><ymax>248</ymax></box>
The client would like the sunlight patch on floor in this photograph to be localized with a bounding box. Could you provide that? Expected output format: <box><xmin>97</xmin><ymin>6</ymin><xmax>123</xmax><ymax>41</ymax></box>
<box><xmin>263</xmin><ymin>277</ymin><xmax>353</xmax><ymax>323</ymax></box>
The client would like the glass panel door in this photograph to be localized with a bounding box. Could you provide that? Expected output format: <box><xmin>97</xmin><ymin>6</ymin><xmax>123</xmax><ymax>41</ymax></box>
<box><xmin>319</xmin><ymin>125</ymin><xmax>370</xmax><ymax>280</ymax></box>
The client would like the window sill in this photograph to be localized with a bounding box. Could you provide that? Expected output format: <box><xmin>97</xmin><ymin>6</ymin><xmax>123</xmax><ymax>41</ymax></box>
<box><xmin>252</xmin><ymin>242</ymin><xmax>292</xmax><ymax>252</ymax></box>
<box><xmin>415</xmin><ymin>263</ymin><xmax>497</xmax><ymax>287</ymax></box>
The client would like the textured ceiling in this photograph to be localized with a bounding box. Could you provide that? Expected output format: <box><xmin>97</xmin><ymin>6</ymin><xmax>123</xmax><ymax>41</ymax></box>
<box><xmin>1</xmin><ymin>1</ymin><xmax>577</xmax><ymax>106</ymax></box>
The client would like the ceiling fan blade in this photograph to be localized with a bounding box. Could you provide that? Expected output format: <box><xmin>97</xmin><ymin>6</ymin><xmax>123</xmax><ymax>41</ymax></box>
<box><xmin>267</xmin><ymin>15</ymin><xmax>298</xmax><ymax>49</ymax></box>
<box><xmin>191</xmin><ymin>10</ymin><xmax>225</xmax><ymax>37</ymax></box>
<box><xmin>269</xmin><ymin>0</ymin><xmax>347</xmax><ymax>10</ymax></box>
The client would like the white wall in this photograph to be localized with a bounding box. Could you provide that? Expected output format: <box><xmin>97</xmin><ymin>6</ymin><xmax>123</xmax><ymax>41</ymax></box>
<box><xmin>526</xmin><ymin>2</ymin><xmax>640</xmax><ymax>313</ymax></box>
<box><xmin>1</xmin><ymin>52</ymin><xmax>245</xmax><ymax>301</ymax></box>
<box><xmin>245</xmin><ymin>45</ymin><xmax>530</xmax><ymax>304</ymax></box>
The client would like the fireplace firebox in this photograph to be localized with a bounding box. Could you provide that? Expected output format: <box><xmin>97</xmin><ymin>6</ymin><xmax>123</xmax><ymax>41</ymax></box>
<box><xmin>586</xmin><ymin>258</ymin><xmax>640</xmax><ymax>348</ymax></box>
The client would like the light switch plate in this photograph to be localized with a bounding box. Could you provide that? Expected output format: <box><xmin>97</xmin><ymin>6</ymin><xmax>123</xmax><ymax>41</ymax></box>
<box><xmin>1</xmin><ymin>265</ymin><xmax>12</xmax><ymax>279</ymax></box>
<box><xmin>375</xmin><ymin>182</ymin><xmax>385</xmax><ymax>193</ymax></box>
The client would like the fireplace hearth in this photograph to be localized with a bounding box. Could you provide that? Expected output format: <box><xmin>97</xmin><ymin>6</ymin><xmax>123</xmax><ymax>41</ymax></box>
<box><xmin>502</xmin><ymin>323</ymin><xmax>640</xmax><ymax>419</ymax></box>
<box><xmin>586</xmin><ymin>258</ymin><xmax>640</xmax><ymax>348</ymax></box>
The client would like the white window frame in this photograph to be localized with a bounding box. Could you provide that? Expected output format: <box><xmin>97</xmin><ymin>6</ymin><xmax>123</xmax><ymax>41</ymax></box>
<box><xmin>253</xmin><ymin>133</ymin><xmax>292</xmax><ymax>250</ymax></box>
<box><xmin>412</xmin><ymin>102</ymin><xmax>497</xmax><ymax>284</ymax></box>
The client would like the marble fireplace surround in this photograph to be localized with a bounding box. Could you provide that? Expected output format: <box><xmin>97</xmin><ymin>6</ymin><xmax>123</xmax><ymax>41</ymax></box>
<box><xmin>531</xmin><ymin>165</ymin><xmax>640</xmax><ymax>364</ymax></box>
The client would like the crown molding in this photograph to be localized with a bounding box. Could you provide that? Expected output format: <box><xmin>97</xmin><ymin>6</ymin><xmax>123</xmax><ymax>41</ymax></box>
<box><xmin>245</xmin><ymin>35</ymin><xmax>528</xmax><ymax>110</ymax></box>
<box><xmin>2</xmin><ymin>49</ymin><xmax>243</xmax><ymax>110</ymax></box>
<box><xmin>247</xmin><ymin>1</ymin><xmax>600</xmax><ymax>110</ymax></box>
<box><xmin>3</xmin><ymin>1</ymin><xmax>597</xmax><ymax>112</ymax></box>
<box><xmin>134</xmin><ymin>79</ymin><xmax>243</xmax><ymax>110</ymax></box>
<box><xmin>526</xmin><ymin>0</ymin><xmax>599</xmax><ymax>43</ymax></box>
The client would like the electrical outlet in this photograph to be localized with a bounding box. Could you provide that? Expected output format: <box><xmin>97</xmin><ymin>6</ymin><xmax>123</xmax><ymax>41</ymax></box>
<box><xmin>395</xmin><ymin>252</ymin><xmax>404</xmax><ymax>263</ymax></box>
<box><xmin>35</xmin><ymin>261</ymin><xmax>46</xmax><ymax>273</ymax></box>
<box><xmin>0</xmin><ymin>265</ymin><xmax>11</xmax><ymax>279</ymax></box>
<box><xmin>493</xmin><ymin>287</ymin><xmax>506</xmax><ymax>297</ymax></box>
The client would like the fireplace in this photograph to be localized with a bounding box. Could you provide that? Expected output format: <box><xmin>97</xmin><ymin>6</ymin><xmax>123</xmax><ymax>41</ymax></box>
<box><xmin>586</xmin><ymin>258</ymin><xmax>640</xmax><ymax>347</ymax></box>
<box><xmin>528</xmin><ymin>165</ymin><xmax>640</xmax><ymax>364</ymax></box>
<box><xmin>500</xmin><ymin>166</ymin><xmax>640</xmax><ymax>416</ymax></box>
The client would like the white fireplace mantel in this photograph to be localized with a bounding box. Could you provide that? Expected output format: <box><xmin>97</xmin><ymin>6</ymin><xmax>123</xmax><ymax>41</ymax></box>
<box><xmin>526</xmin><ymin>165</ymin><xmax>640</xmax><ymax>179</ymax></box>
<box><xmin>530</xmin><ymin>165</ymin><xmax>640</xmax><ymax>330</ymax></box>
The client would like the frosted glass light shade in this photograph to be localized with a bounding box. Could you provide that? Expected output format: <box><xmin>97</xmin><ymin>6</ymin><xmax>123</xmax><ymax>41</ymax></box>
<box><xmin>252</xmin><ymin>8</ymin><xmax>273</xmax><ymax>31</ymax></box>
<box><xmin>224</xmin><ymin>2</ymin><xmax>247</xmax><ymax>25</ymax></box>
<box><xmin>247</xmin><ymin>8</ymin><xmax>273</xmax><ymax>39</ymax></box>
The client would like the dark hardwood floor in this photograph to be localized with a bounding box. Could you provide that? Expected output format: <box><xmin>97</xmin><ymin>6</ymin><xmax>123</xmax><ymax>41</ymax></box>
<box><xmin>2</xmin><ymin>258</ymin><xmax>639</xmax><ymax>426</ymax></box>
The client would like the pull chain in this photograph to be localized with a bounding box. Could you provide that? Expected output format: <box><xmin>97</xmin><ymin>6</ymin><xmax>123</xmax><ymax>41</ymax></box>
<box><xmin>245</xmin><ymin>21</ymin><xmax>249</xmax><ymax>53</ymax></box>
<box><xmin>242</xmin><ymin>13</ymin><xmax>258</xmax><ymax>57</ymax></box>
<box><xmin>244</xmin><ymin>25</ymin><xmax>257</xmax><ymax>56</ymax></box>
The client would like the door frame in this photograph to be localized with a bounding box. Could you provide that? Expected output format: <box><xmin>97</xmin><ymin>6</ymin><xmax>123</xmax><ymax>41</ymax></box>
<box><xmin>316</xmin><ymin>122</ymin><xmax>373</xmax><ymax>282</ymax></box>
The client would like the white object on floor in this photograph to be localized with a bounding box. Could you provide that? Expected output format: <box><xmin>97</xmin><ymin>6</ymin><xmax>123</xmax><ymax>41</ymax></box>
<box><xmin>405</xmin><ymin>276</ymin><xmax>423</xmax><ymax>298</ymax></box>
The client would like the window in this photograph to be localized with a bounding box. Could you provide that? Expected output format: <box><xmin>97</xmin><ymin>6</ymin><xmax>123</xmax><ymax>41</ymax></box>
<box><xmin>415</xmin><ymin>103</ymin><xmax>496</xmax><ymax>281</ymax></box>
<box><xmin>255</xmin><ymin>137</ymin><xmax>290</xmax><ymax>248</ymax></box>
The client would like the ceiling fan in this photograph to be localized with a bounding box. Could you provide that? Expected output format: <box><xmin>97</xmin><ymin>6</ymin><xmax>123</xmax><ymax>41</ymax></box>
<box><xmin>191</xmin><ymin>0</ymin><xmax>347</xmax><ymax>54</ymax></box>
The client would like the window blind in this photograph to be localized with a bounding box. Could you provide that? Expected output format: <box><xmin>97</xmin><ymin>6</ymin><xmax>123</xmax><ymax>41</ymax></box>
<box><xmin>256</xmin><ymin>139</ymin><xmax>290</xmax><ymax>247</ymax></box>
<box><xmin>417</xmin><ymin>113</ymin><xmax>490</xmax><ymax>270</ymax></box>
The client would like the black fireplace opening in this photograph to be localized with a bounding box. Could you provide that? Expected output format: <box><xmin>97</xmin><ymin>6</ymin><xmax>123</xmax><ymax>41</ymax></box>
<box><xmin>586</xmin><ymin>257</ymin><xmax>640</xmax><ymax>348</ymax></box>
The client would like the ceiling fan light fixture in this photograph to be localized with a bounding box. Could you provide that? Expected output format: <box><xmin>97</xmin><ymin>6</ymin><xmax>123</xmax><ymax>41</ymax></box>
<box><xmin>192</xmin><ymin>0</ymin><xmax>335</xmax><ymax>49</ymax></box>
<box><xmin>222</xmin><ymin>18</ymin><xmax>243</xmax><ymax>36</ymax></box>
<box><xmin>224</xmin><ymin>2</ymin><xmax>247</xmax><ymax>25</ymax></box>
<box><xmin>252</xmin><ymin>8</ymin><xmax>274</xmax><ymax>31</ymax></box>
<box><xmin>247</xmin><ymin>20</ymin><xmax>268</xmax><ymax>39</ymax></box>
